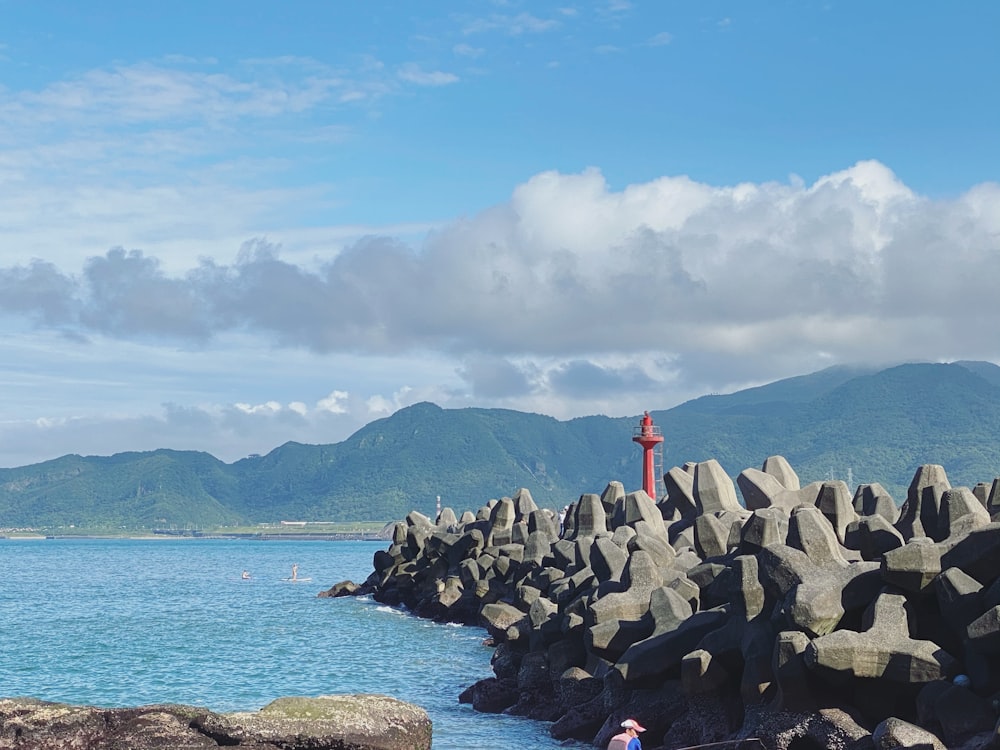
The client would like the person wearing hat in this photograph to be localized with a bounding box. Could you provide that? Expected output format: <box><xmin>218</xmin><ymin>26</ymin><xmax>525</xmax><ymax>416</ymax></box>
<box><xmin>607</xmin><ymin>718</ymin><xmax>646</xmax><ymax>750</ymax></box>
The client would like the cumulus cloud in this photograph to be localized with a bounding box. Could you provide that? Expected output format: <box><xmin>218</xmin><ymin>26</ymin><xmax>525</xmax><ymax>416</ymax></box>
<box><xmin>3</xmin><ymin>162</ymin><xmax>1000</xmax><ymax>401</ymax></box>
<box><xmin>316</xmin><ymin>390</ymin><xmax>350</xmax><ymax>414</ymax></box>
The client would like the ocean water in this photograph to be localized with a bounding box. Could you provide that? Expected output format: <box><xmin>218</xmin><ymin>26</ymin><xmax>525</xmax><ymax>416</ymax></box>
<box><xmin>0</xmin><ymin>538</ymin><xmax>586</xmax><ymax>749</ymax></box>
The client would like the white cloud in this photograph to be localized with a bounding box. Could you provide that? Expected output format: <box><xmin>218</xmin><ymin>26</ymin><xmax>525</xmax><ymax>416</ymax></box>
<box><xmin>397</xmin><ymin>63</ymin><xmax>460</xmax><ymax>86</ymax></box>
<box><xmin>647</xmin><ymin>31</ymin><xmax>673</xmax><ymax>46</ymax></box>
<box><xmin>6</xmin><ymin>161</ymin><xmax>998</xmax><ymax>380</ymax></box>
<box><xmin>463</xmin><ymin>13</ymin><xmax>560</xmax><ymax>36</ymax></box>
<box><xmin>317</xmin><ymin>390</ymin><xmax>350</xmax><ymax>414</ymax></box>
<box><xmin>453</xmin><ymin>43</ymin><xmax>485</xmax><ymax>58</ymax></box>
<box><xmin>366</xmin><ymin>395</ymin><xmax>395</xmax><ymax>415</ymax></box>
<box><xmin>235</xmin><ymin>401</ymin><xmax>283</xmax><ymax>415</ymax></box>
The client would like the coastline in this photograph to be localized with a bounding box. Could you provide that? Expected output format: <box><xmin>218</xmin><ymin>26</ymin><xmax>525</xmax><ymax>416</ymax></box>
<box><xmin>1</xmin><ymin>524</ymin><xmax>391</xmax><ymax>542</ymax></box>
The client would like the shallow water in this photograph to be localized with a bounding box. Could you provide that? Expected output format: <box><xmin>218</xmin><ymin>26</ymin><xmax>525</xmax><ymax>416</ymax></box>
<box><xmin>0</xmin><ymin>538</ymin><xmax>586</xmax><ymax>749</ymax></box>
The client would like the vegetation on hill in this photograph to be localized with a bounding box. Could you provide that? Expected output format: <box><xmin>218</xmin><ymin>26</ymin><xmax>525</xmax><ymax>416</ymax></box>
<box><xmin>2</xmin><ymin>361</ymin><xmax>1000</xmax><ymax>531</ymax></box>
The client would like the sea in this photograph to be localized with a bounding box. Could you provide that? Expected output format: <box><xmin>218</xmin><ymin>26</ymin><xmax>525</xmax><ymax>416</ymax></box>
<box><xmin>0</xmin><ymin>537</ymin><xmax>588</xmax><ymax>750</ymax></box>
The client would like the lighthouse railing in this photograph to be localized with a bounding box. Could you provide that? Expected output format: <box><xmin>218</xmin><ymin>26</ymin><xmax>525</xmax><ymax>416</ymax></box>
<box><xmin>632</xmin><ymin>424</ymin><xmax>663</xmax><ymax>439</ymax></box>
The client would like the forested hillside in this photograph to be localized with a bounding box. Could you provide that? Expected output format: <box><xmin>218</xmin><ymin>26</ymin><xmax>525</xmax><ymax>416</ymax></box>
<box><xmin>2</xmin><ymin>361</ymin><xmax>1000</xmax><ymax>530</ymax></box>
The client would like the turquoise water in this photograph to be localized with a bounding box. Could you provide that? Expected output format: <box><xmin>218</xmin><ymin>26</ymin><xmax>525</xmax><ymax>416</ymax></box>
<box><xmin>0</xmin><ymin>538</ymin><xmax>584</xmax><ymax>749</ymax></box>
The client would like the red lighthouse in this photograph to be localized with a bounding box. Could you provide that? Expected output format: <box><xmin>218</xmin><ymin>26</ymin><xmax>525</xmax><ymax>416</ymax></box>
<box><xmin>632</xmin><ymin>411</ymin><xmax>664</xmax><ymax>500</ymax></box>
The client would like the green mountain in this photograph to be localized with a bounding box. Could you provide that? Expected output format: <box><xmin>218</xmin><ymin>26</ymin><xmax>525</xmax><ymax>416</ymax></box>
<box><xmin>2</xmin><ymin>361</ymin><xmax>1000</xmax><ymax>530</ymax></box>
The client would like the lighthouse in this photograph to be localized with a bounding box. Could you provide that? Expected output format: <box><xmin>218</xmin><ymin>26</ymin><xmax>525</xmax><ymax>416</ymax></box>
<box><xmin>632</xmin><ymin>411</ymin><xmax>664</xmax><ymax>500</ymax></box>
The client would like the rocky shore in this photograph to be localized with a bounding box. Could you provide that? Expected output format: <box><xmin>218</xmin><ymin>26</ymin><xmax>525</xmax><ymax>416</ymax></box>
<box><xmin>331</xmin><ymin>457</ymin><xmax>1000</xmax><ymax>750</ymax></box>
<box><xmin>0</xmin><ymin>694</ymin><xmax>432</xmax><ymax>749</ymax></box>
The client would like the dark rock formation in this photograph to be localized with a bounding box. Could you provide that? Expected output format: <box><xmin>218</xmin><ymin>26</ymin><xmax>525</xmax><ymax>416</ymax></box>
<box><xmin>335</xmin><ymin>461</ymin><xmax>1000</xmax><ymax>750</ymax></box>
<box><xmin>0</xmin><ymin>694</ymin><xmax>432</xmax><ymax>750</ymax></box>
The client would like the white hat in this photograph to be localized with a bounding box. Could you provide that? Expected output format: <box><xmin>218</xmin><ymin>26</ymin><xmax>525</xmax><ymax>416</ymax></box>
<box><xmin>621</xmin><ymin>719</ymin><xmax>646</xmax><ymax>732</ymax></box>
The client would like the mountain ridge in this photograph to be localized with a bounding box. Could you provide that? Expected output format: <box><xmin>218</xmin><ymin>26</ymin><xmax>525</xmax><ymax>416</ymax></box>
<box><xmin>2</xmin><ymin>360</ymin><xmax>999</xmax><ymax>529</ymax></box>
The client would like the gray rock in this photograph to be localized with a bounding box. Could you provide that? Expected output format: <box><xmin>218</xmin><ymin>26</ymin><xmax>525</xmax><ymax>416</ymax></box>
<box><xmin>737</xmin><ymin>467</ymin><xmax>790</xmax><ymax>511</ymax></box>
<box><xmin>614</xmin><ymin>608</ymin><xmax>729</xmax><ymax>685</ymax></box>
<box><xmin>481</xmin><ymin>601</ymin><xmax>527</xmax><ymax>641</ymax></box>
<box><xmin>872</xmin><ymin>716</ymin><xmax>947</xmax><ymax>750</ymax></box>
<box><xmin>987</xmin><ymin>477</ymin><xmax>1000</xmax><ymax>517</ymax></box>
<box><xmin>588</xmin><ymin>551</ymin><xmax>662</xmax><ymax>625</ymax></box>
<box><xmin>681</xmin><ymin>648</ymin><xmax>731</xmax><ymax>694</ymax></box>
<box><xmin>896</xmin><ymin>464</ymin><xmax>951</xmax><ymax>541</ymax></box>
<box><xmin>693</xmin><ymin>459</ymin><xmax>742</xmax><ymax>514</ymax></box>
<box><xmin>570</xmin><ymin>494</ymin><xmax>608</xmax><ymax>540</ymax></box>
<box><xmin>523</xmin><ymin>530</ymin><xmax>552</xmax><ymax>566</ymax></box>
<box><xmin>527</xmin><ymin>508</ymin><xmax>560</xmax><ymax>541</ymax></box>
<box><xmin>973</xmin><ymin>482</ymin><xmax>990</xmax><ymax>506</ymax></box>
<box><xmin>966</xmin><ymin>605</ymin><xmax>1000</xmax><ymax>653</ymax></box>
<box><xmin>626</xmin><ymin>523</ymin><xmax>676</xmax><ymax>571</ymax></box>
<box><xmin>853</xmin><ymin>513</ymin><xmax>905</xmax><ymax>561</ymax></box>
<box><xmin>770</xmin><ymin>630</ymin><xmax>815</xmax><ymax>712</ymax></box>
<box><xmin>694</xmin><ymin>513</ymin><xmax>730</xmax><ymax>559</ymax></box>
<box><xmin>590</xmin><ymin>536</ymin><xmax>628</xmax><ymax>583</ymax></box>
<box><xmin>919</xmin><ymin>681</ymin><xmax>995</xmax><ymax>746</ymax></box>
<box><xmin>739</xmin><ymin>619</ymin><xmax>776</xmax><ymax>705</ymax></box>
<box><xmin>934</xmin><ymin>567</ymin><xmax>984</xmax><ymax>641</ymax></box>
<box><xmin>738</xmin><ymin>507</ymin><xmax>788</xmax><ymax>555</ymax></box>
<box><xmin>600</xmin><ymin>481</ymin><xmax>626</xmax><ymax>515</ymax></box>
<box><xmin>786</xmin><ymin>505</ymin><xmax>850</xmax><ymax>567</ymax></box>
<box><xmin>610</xmin><ymin>524</ymin><xmax>637</xmax><ymax>550</ymax></box>
<box><xmin>730</xmin><ymin>554</ymin><xmax>765</xmax><ymax>620</ymax></box>
<box><xmin>854</xmin><ymin>483</ymin><xmax>900</xmax><ymax>524</ymax></box>
<box><xmin>940</xmin><ymin>522</ymin><xmax>1000</xmax><ymax>584</ymax></box>
<box><xmin>940</xmin><ymin>486</ymin><xmax>991</xmax><ymax>540</ymax></box>
<box><xmin>805</xmin><ymin>590</ymin><xmax>956</xmax><ymax>683</ymax></box>
<box><xmin>436</xmin><ymin>507</ymin><xmax>459</xmax><ymax>529</ymax></box>
<box><xmin>488</xmin><ymin>497</ymin><xmax>516</xmax><ymax>545</ymax></box>
<box><xmin>614</xmin><ymin>490</ymin><xmax>666</xmax><ymax>536</ymax></box>
<box><xmin>762</xmin><ymin>455</ymin><xmax>801</xmax><ymax>491</ymax></box>
<box><xmin>738</xmin><ymin>467</ymin><xmax>822</xmax><ymax>512</ymax></box>
<box><xmin>0</xmin><ymin>695</ymin><xmax>433</xmax><ymax>750</ymax></box>
<box><xmin>815</xmin><ymin>481</ymin><xmax>858</xmax><ymax>545</ymax></box>
<box><xmin>783</xmin><ymin>558</ymin><xmax>882</xmax><ymax>638</ymax></box>
<box><xmin>663</xmin><ymin>466</ymin><xmax>697</xmax><ymax>519</ymax></box>
<box><xmin>881</xmin><ymin>536</ymin><xmax>944</xmax><ymax>593</ymax></box>
<box><xmin>511</xmin><ymin>487</ymin><xmax>538</xmax><ymax>519</ymax></box>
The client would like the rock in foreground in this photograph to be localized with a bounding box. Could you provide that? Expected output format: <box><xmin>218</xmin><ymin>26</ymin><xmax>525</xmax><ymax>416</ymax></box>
<box><xmin>0</xmin><ymin>694</ymin><xmax>432</xmax><ymax>750</ymax></box>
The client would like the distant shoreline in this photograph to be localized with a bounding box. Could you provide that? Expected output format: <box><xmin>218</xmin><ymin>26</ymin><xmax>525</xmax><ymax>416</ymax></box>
<box><xmin>1</xmin><ymin>532</ymin><xmax>388</xmax><ymax>542</ymax></box>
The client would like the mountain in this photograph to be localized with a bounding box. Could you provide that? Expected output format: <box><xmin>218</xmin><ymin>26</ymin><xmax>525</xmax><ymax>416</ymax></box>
<box><xmin>2</xmin><ymin>361</ymin><xmax>1000</xmax><ymax>530</ymax></box>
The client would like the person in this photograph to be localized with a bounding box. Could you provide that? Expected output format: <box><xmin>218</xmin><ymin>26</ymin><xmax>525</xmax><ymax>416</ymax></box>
<box><xmin>241</xmin><ymin>570</ymin><xmax>250</xmax><ymax>580</ymax></box>
<box><xmin>607</xmin><ymin>718</ymin><xmax>646</xmax><ymax>750</ymax></box>
<box><xmin>291</xmin><ymin>563</ymin><xmax>298</xmax><ymax>581</ymax></box>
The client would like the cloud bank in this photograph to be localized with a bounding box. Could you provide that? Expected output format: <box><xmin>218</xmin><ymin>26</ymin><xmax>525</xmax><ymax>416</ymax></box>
<box><xmin>2</xmin><ymin>161</ymin><xmax>998</xmax><ymax>465</ymax></box>
<box><xmin>5</xmin><ymin>160</ymin><xmax>999</xmax><ymax>368</ymax></box>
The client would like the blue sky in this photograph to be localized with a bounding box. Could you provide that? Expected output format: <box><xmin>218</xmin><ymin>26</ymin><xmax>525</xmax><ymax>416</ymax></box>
<box><xmin>1</xmin><ymin>1</ymin><xmax>999</xmax><ymax>467</ymax></box>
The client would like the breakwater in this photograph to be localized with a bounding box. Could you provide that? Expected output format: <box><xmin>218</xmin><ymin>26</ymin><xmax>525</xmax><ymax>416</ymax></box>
<box><xmin>339</xmin><ymin>456</ymin><xmax>1000</xmax><ymax>750</ymax></box>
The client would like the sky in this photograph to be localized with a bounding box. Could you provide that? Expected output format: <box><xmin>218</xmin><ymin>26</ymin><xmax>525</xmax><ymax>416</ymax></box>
<box><xmin>1</xmin><ymin>1</ymin><xmax>999</xmax><ymax>468</ymax></box>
